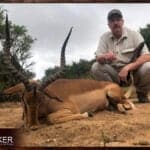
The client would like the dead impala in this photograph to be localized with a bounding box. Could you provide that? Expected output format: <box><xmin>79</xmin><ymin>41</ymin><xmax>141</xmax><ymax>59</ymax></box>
<box><xmin>2</xmin><ymin>14</ymin><xmax>135</xmax><ymax>130</ymax></box>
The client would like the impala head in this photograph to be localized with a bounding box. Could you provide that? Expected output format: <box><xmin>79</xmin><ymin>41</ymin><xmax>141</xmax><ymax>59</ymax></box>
<box><xmin>3</xmin><ymin>14</ymin><xmax>73</xmax><ymax>129</ymax></box>
<box><xmin>22</xmin><ymin>85</ymin><xmax>43</xmax><ymax>130</ymax></box>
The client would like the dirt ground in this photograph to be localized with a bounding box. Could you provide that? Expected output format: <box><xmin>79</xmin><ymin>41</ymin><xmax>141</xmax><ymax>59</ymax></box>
<box><xmin>0</xmin><ymin>98</ymin><xmax>150</xmax><ymax>147</ymax></box>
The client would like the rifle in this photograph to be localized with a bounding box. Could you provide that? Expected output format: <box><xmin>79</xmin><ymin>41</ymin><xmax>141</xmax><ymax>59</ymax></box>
<box><xmin>120</xmin><ymin>42</ymin><xmax>145</xmax><ymax>87</ymax></box>
<box><xmin>129</xmin><ymin>42</ymin><xmax>145</xmax><ymax>63</ymax></box>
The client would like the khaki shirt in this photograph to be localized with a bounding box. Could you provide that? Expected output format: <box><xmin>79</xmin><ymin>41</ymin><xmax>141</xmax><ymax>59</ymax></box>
<box><xmin>95</xmin><ymin>27</ymin><xmax>150</xmax><ymax>68</ymax></box>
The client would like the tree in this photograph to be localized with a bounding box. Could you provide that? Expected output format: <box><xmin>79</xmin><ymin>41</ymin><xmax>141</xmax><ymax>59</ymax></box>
<box><xmin>63</xmin><ymin>59</ymin><xmax>93</xmax><ymax>79</ymax></box>
<box><xmin>42</xmin><ymin>59</ymin><xmax>94</xmax><ymax>81</ymax></box>
<box><xmin>42</xmin><ymin>66</ymin><xmax>60</xmax><ymax>82</ymax></box>
<box><xmin>140</xmin><ymin>24</ymin><xmax>150</xmax><ymax>51</ymax></box>
<box><xmin>0</xmin><ymin>7</ymin><xmax>36</xmax><ymax>90</ymax></box>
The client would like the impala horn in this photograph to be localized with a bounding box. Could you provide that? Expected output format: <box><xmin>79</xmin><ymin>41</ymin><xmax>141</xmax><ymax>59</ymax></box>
<box><xmin>41</xmin><ymin>27</ymin><xmax>73</xmax><ymax>89</ymax></box>
<box><xmin>3</xmin><ymin>14</ymin><xmax>31</xmax><ymax>91</ymax></box>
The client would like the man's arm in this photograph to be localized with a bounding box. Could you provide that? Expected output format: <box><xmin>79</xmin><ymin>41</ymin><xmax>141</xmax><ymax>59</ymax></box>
<box><xmin>125</xmin><ymin>54</ymin><xmax>150</xmax><ymax>72</ymax></box>
<box><xmin>96</xmin><ymin>51</ymin><xmax>116</xmax><ymax>63</ymax></box>
<box><xmin>119</xmin><ymin>30</ymin><xmax>150</xmax><ymax>81</ymax></box>
<box><xmin>119</xmin><ymin>54</ymin><xmax>150</xmax><ymax>81</ymax></box>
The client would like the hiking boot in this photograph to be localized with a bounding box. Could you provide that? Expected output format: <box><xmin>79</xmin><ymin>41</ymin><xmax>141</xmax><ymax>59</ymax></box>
<box><xmin>137</xmin><ymin>92</ymin><xmax>149</xmax><ymax>103</ymax></box>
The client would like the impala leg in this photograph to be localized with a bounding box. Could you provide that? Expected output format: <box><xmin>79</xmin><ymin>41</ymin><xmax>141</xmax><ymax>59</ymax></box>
<box><xmin>117</xmin><ymin>103</ymin><xmax>127</xmax><ymax>114</ymax></box>
<box><xmin>21</xmin><ymin>97</ymin><xmax>29</xmax><ymax>129</ymax></box>
<box><xmin>123</xmin><ymin>99</ymin><xmax>136</xmax><ymax>110</ymax></box>
<box><xmin>47</xmin><ymin>109</ymin><xmax>89</xmax><ymax>124</ymax></box>
<box><xmin>117</xmin><ymin>99</ymin><xmax>136</xmax><ymax>114</ymax></box>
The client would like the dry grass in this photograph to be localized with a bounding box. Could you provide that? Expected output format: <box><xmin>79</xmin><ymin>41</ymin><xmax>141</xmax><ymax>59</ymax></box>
<box><xmin>0</xmin><ymin>99</ymin><xmax>150</xmax><ymax>147</ymax></box>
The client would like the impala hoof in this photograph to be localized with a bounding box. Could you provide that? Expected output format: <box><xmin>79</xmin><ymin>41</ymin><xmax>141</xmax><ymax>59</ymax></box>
<box><xmin>82</xmin><ymin>112</ymin><xmax>89</xmax><ymax>118</ymax></box>
<box><xmin>88</xmin><ymin>112</ymin><xmax>94</xmax><ymax>117</ymax></box>
<box><xmin>29</xmin><ymin>125</ymin><xmax>39</xmax><ymax>130</ymax></box>
<box><xmin>117</xmin><ymin>103</ymin><xmax>127</xmax><ymax>114</ymax></box>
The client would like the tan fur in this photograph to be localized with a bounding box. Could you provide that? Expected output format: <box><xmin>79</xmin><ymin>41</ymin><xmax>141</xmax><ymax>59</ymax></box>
<box><xmin>3</xmin><ymin>78</ymin><xmax>135</xmax><ymax>128</ymax></box>
<box><xmin>44</xmin><ymin>79</ymin><xmax>113</xmax><ymax>101</ymax></box>
<box><xmin>23</xmin><ymin>91</ymin><xmax>40</xmax><ymax>130</ymax></box>
<box><xmin>3</xmin><ymin>83</ymin><xmax>25</xmax><ymax>96</ymax></box>
<box><xmin>3</xmin><ymin>80</ymin><xmax>40</xmax><ymax>129</ymax></box>
<box><xmin>3</xmin><ymin>80</ymin><xmax>39</xmax><ymax>96</ymax></box>
<box><xmin>21</xmin><ymin>79</ymin><xmax>135</xmax><ymax>127</ymax></box>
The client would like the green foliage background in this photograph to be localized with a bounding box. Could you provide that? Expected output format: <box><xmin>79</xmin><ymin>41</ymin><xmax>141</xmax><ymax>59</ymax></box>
<box><xmin>0</xmin><ymin>7</ymin><xmax>36</xmax><ymax>91</ymax></box>
<box><xmin>42</xmin><ymin>59</ymin><xmax>95</xmax><ymax>82</ymax></box>
<box><xmin>140</xmin><ymin>24</ymin><xmax>150</xmax><ymax>50</ymax></box>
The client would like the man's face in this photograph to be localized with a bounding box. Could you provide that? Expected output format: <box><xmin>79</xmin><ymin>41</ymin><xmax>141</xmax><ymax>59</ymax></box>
<box><xmin>108</xmin><ymin>17</ymin><xmax>124</xmax><ymax>39</ymax></box>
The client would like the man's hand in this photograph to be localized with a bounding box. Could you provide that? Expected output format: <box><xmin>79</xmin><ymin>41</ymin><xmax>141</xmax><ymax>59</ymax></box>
<box><xmin>96</xmin><ymin>51</ymin><xmax>116</xmax><ymax>64</ymax></box>
<box><xmin>118</xmin><ymin>65</ymin><xmax>131</xmax><ymax>82</ymax></box>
